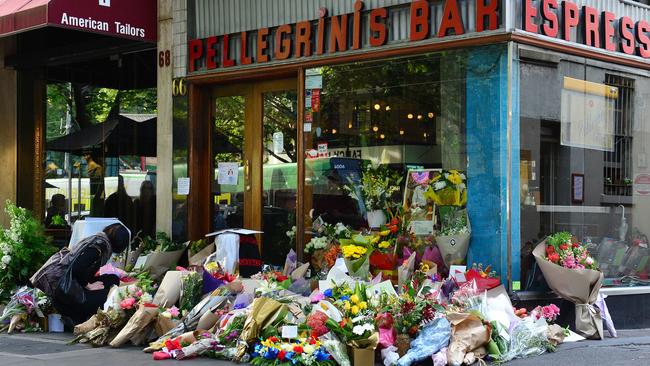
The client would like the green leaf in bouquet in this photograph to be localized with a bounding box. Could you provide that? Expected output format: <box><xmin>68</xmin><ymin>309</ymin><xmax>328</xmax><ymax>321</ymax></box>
<box><xmin>547</xmin><ymin>232</ymin><xmax>572</xmax><ymax>252</ymax></box>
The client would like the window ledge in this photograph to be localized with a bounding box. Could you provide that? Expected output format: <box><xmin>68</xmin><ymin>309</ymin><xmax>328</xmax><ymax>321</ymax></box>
<box><xmin>601</xmin><ymin>286</ymin><xmax>650</xmax><ymax>296</ymax></box>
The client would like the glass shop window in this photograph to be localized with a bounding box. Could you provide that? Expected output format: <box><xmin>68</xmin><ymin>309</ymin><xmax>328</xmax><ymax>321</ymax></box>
<box><xmin>519</xmin><ymin>52</ymin><xmax>650</xmax><ymax>288</ymax></box>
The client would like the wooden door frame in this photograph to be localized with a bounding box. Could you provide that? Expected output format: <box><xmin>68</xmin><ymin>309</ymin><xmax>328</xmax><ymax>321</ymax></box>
<box><xmin>189</xmin><ymin>76</ymin><xmax>304</xmax><ymax>260</ymax></box>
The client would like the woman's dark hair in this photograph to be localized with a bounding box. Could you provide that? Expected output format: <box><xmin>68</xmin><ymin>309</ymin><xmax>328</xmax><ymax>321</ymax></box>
<box><xmin>103</xmin><ymin>223</ymin><xmax>130</xmax><ymax>253</ymax></box>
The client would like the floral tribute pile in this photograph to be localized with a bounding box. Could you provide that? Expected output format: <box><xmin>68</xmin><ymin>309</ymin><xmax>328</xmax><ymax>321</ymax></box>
<box><xmin>0</xmin><ymin>197</ymin><xmax>609</xmax><ymax>364</ymax></box>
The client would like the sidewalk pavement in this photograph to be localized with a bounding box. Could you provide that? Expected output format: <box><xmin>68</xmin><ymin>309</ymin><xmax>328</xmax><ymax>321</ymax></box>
<box><xmin>0</xmin><ymin>330</ymin><xmax>648</xmax><ymax>366</ymax></box>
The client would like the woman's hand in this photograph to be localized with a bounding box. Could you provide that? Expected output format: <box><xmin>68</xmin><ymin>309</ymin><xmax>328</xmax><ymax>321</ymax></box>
<box><xmin>86</xmin><ymin>281</ymin><xmax>105</xmax><ymax>291</ymax></box>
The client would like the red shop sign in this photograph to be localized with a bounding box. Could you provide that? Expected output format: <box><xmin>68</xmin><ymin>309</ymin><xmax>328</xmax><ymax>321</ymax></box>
<box><xmin>634</xmin><ymin>174</ymin><xmax>650</xmax><ymax>196</ymax></box>
<box><xmin>48</xmin><ymin>0</ymin><xmax>157</xmax><ymax>42</ymax></box>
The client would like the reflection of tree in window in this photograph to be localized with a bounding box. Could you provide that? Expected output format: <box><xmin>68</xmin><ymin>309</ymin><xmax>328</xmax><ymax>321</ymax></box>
<box><xmin>263</xmin><ymin>92</ymin><xmax>297</xmax><ymax>163</ymax></box>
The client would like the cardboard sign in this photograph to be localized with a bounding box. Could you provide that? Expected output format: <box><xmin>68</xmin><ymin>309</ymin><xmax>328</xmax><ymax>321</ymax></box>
<box><xmin>282</xmin><ymin>325</ymin><xmax>298</xmax><ymax>339</ymax></box>
<box><xmin>317</xmin><ymin>143</ymin><xmax>328</xmax><ymax>158</ymax></box>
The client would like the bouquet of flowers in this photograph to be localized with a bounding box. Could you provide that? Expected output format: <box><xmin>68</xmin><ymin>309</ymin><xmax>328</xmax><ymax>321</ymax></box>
<box><xmin>217</xmin><ymin>313</ymin><xmax>247</xmax><ymax>347</ymax></box>
<box><xmin>180</xmin><ymin>271</ymin><xmax>203</xmax><ymax>316</ymax></box>
<box><xmin>0</xmin><ymin>201</ymin><xmax>55</xmax><ymax>302</ymax></box>
<box><xmin>117</xmin><ymin>283</ymin><xmax>154</xmax><ymax>316</ymax></box>
<box><xmin>203</xmin><ymin>261</ymin><xmax>238</xmax><ymax>294</ymax></box>
<box><xmin>533</xmin><ymin>232</ymin><xmax>604</xmax><ymax>339</ymax></box>
<box><xmin>251</xmin><ymin>336</ymin><xmax>335</xmax><ymax>366</ymax></box>
<box><xmin>252</xmin><ymin>270</ymin><xmax>292</xmax><ymax>296</ymax></box>
<box><xmin>424</xmin><ymin>170</ymin><xmax>467</xmax><ymax>207</ymax></box>
<box><xmin>308</xmin><ymin>219</ymin><xmax>350</xmax><ymax>274</ymax></box>
<box><xmin>188</xmin><ymin>239</ymin><xmax>215</xmax><ymax>266</ymax></box>
<box><xmin>306</xmin><ymin>236</ymin><xmax>330</xmax><ymax>254</ymax></box>
<box><xmin>530</xmin><ymin>304</ymin><xmax>560</xmax><ymax>323</ymax></box>
<box><xmin>345</xmin><ymin>163</ymin><xmax>403</xmax><ymax>228</ymax></box>
<box><xmin>544</xmin><ymin>232</ymin><xmax>598</xmax><ymax>270</ymax></box>
<box><xmin>306</xmin><ymin>311</ymin><xmax>330</xmax><ymax>337</ymax></box>
<box><xmin>0</xmin><ymin>286</ymin><xmax>49</xmax><ymax>333</ymax></box>
<box><xmin>436</xmin><ymin>208</ymin><xmax>471</xmax><ymax>267</ymax></box>
<box><xmin>339</xmin><ymin>234</ymin><xmax>376</xmax><ymax>279</ymax></box>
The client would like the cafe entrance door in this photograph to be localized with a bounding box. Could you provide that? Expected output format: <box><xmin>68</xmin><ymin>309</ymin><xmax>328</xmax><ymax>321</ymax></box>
<box><xmin>211</xmin><ymin>79</ymin><xmax>298</xmax><ymax>265</ymax></box>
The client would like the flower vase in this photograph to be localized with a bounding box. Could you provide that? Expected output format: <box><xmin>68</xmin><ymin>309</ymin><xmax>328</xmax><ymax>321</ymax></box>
<box><xmin>367</xmin><ymin>209</ymin><xmax>387</xmax><ymax>228</ymax></box>
<box><xmin>396</xmin><ymin>333</ymin><xmax>411</xmax><ymax>357</ymax></box>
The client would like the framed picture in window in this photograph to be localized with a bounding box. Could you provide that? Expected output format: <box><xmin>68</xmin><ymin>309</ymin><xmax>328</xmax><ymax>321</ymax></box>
<box><xmin>572</xmin><ymin>173</ymin><xmax>584</xmax><ymax>203</ymax></box>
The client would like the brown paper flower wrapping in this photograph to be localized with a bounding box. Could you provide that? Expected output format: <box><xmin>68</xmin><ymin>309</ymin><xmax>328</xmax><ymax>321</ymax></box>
<box><xmin>310</xmin><ymin>249</ymin><xmax>327</xmax><ymax>273</ymax></box>
<box><xmin>197</xmin><ymin>311</ymin><xmax>220</xmax><ymax>331</ymax></box>
<box><xmin>188</xmin><ymin>243</ymin><xmax>215</xmax><ymax>266</ymax></box>
<box><xmin>153</xmin><ymin>271</ymin><xmax>183</xmax><ymax>308</ymax></box>
<box><xmin>154</xmin><ymin>316</ymin><xmax>178</xmax><ymax>337</ymax></box>
<box><xmin>110</xmin><ymin>305</ymin><xmax>158</xmax><ymax>348</ymax></box>
<box><xmin>143</xmin><ymin>249</ymin><xmax>186</xmax><ymax>279</ymax></box>
<box><xmin>533</xmin><ymin>242</ymin><xmax>604</xmax><ymax>339</ymax></box>
<box><xmin>446</xmin><ymin>312</ymin><xmax>490</xmax><ymax>366</ymax></box>
<box><xmin>74</xmin><ymin>314</ymin><xmax>98</xmax><ymax>335</ymax></box>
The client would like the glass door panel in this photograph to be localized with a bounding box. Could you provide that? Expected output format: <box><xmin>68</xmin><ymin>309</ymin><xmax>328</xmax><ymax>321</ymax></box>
<box><xmin>213</xmin><ymin>94</ymin><xmax>247</xmax><ymax>231</ymax></box>
<box><xmin>261</xmin><ymin>89</ymin><xmax>298</xmax><ymax>265</ymax></box>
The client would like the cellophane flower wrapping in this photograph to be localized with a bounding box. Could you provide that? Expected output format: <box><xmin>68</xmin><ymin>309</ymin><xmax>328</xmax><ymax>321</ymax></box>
<box><xmin>496</xmin><ymin>316</ymin><xmax>550</xmax><ymax>363</ymax></box>
<box><xmin>320</xmin><ymin>332</ymin><xmax>351</xmax><ymax>366</ymax></box>
<box><xmin>396</xmin><ymin>317</ymin><xmax>451</xmax><ymax>366</ymax></box>
<box><xmin>344</xmin><ymin>255</ymin><xmax>370</xmax><ymax>280</ymax></box>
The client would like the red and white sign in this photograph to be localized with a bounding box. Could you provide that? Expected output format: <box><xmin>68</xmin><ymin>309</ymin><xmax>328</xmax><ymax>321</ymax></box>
<box><xmin>634</xmin><ymin>174</ymin><xmax>650</xmax><ymax>196</ymax></box>
<box><xmin>312</xmin><ymin>89</ymin><xmax>321</xmax><ymax>112</ymax></box>
<box><xmin>306</xmin><ymin>149</ymin><xmax>318</xmax><ymax>159</ymax></box>
<box><xmin>317</xmin><ymin>143</ymin><xmax>329</xmax><ymax>158</ymax></box>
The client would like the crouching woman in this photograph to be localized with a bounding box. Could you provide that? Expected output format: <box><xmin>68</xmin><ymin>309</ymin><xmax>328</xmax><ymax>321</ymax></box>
<box><xmin>53</xmin><ymin>224</ymin><xmax>129</xmax><ymax>324</ymax></box>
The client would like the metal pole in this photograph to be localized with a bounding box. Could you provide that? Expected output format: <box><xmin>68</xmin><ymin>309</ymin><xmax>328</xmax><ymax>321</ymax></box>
<box><xmin>65</xmin><ymin>84</ymin><xmax>73</xmax><ymax>224</ymax></box>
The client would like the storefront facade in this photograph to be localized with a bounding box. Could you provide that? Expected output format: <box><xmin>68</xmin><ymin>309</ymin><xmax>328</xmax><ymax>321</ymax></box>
<box><xmin>170</xmin><ymin>0</ymin><xmax>650</xmax><ymax>306</ymax></box>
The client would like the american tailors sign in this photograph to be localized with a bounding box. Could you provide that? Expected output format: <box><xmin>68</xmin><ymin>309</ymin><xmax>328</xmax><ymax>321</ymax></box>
<box><xmin>187</xmin><ymin>0</ymin><xmax>501</xmax><ymax>73</ymax></box>
<box><xmin>48</xmin><ymin>0</ymin><xmax>156</xmax><ymax>42</ymax></box>
<box><xmin>522</xmin><ymin>0</ymin><xmax>650</xmax><ymax>59</ymax></box>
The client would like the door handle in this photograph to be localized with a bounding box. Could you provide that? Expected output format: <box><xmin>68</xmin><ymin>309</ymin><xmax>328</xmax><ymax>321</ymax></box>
<box><xmin>244</xmin><ymin>159</ymin><xmax>251</xmax><ymax>191</ymax></box>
